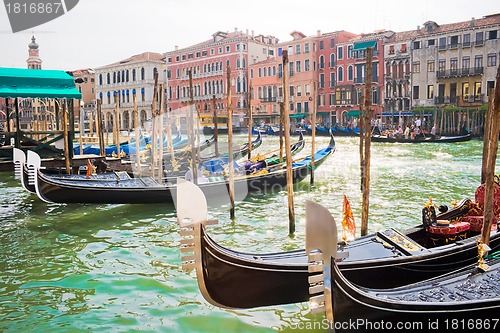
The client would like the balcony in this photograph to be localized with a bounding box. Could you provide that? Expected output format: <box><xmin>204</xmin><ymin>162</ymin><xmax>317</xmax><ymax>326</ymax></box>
<box><xmin>260</xmin><ymin>97</ymin><xmax>277</xmax><ymax>103</ymax></box>
<box><xmin>434</xmin><ymin>96</ymin><xmax>458</xmax><ymax>105</ymax></box>
<box><xmin>459</xmin><ymin>94</ymin><xmax>485</xmax><ymax>106</ymax></box>
<box><xmin>436</xmin><ymin>67</ymin><xmax>483</xmax><ymax>79</ymax></box>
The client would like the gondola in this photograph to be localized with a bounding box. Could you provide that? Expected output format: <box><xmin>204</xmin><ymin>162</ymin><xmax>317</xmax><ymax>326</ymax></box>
<box><xmin>371</xmin><ymin>133</ymin><xmax>472</xmax><ymax>143</ymax></box>
<box><xmin>32</xmin><ymin>133</ymin><xmax>334</xmax><ymax>204</ymax></box>
<box><xmin>177</xmin><ymin>182</ymin><xmax>499</xmax><ymax>309</ymax></box>
<box><xmin>305</xmin><ymin>200</ymin><xmax>500</xmax><ymax>331</ymax></box>
<box><xmin>204</xmin><ymin>132</ymin><xmax>304</xmax><ymax>174</ymax></box>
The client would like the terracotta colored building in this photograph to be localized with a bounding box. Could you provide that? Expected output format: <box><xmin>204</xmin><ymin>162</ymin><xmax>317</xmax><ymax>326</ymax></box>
<box><xmin>165</xmin><ymin>29</ymin><xmax>278</xmax><ymax>128</ymax></box>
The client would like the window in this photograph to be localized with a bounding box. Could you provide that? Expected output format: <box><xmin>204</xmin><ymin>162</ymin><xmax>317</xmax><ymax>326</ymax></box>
<box><xmin>319</xmin><ymin>55</ymin><xmax>325</xmax><ymax>69</ymax></box>
<box><xmin>319</xmin><ymin>74</ymin><xmax>325</xmax><ymax>88</ymax></box>
<box><xmin>487</xmin><ymin>53</ymin><xmax>497</xmax><ymax>67</ymax></box>
<box><xmin>413</xmin><ymin>61</ymin><xmax>420</xmax><ymax>73</ymax></box>
<box><xmin>475</xmin><ymin>31</ymin><xmax>484</xmax><ymax>45</ymax></box>
<box><xmin>449</xmin><ymin>35</ymin><xmax>459</xmax><ymax>49</ymax></box>
<box><xmin>226</xmin><ymin>46</ymin><xmax>230</xmax><ymax>52</ymax></box>
<box><xmin>389</xmin><ymin>45</ymin><xmax>395</xmax><ymax>54</ymax></box>
<box><xmin>296</xmin><ymin>61</ymin><xmax>301</xmax><ymax>73</ymax></box>
<box><xmin>141</xmin><ymin>67</ymin><xmax>145</xmax><ymax>80</ymax></box>
<box><xmin>462</xmin><ymin>56</ymin><xmax>470</xmax><ymax>70</ymax></box>
<box><xmin>438</xmin><ymin>59</ymin><xmax>446</xmax><ymax>72</ymax></box>
<box><xmin>438</xmin><ymin>37</ymin><xmax>446</xmax><ymax>50</ymax></box>
<box><xmin>289</xmin><ymin>85</ymin><xmax>294</xmax><ymax>96</ymax></box>
<box><xmin>348</xmin><ymin>65</ymin><xmax>353</xmax><ymax>81</ymax></box>
<box><xmin>427</xmin><ymin>60</ymin><xmax>435</xmax><ymax>72</ymax></box>
<box><xmin>288</xmin><ymin>45</ymin><xmax>293</xmax><ymax>55</ymax></box>
<box><xmin>450</xmin><ymin>58</ymin><xmax>458</xmax><ymax>73</ymax></box>
<box><xmin>337</xmin><ymin>46</ymin><xmax>343</xmax><ymax>59</ymax></box>
<box><xmin>400</xmin><ymin>43</ymin><xmax>407</xmax><ymax>53</ymax></box>
<box><xmin>330</xmin><ymin>72</ymin><xmax>336</xmax><ymax>87</ymax></box>
<box><xmin>475</xmin><ymin>55</ymin><xmax>483</xmax><ymax>69</ymax></box>
<box><xmin>463</xmin><ymin>34</ymin><xmax>471</xmax><ymax>47</ymax></box>
<box><xmin>462</xmin><ymin>82</ymin><xmax>469</xmax><ymax>99</ymax></box>
<box><xmin>330</xmin><ymin>54</ymin><xmax>335</xmax><ymax>67</ymax></box>
<box><xmin>413</xmin><ymin>86</ymin><xmax>419</xmax><ymax>99</ymax></box>
<box><xmin>427</xmin><ymin>85</ymin><xmax>434</xmax><ymax>99</ymax></box>
<box><xmin>347</xmin><ymin>45</ymin><xmax>353</xmax><ymax>58</ymax></box>
<box><xmin>330</xmin><ymin>38</ymin><xmax>335</xmax><ymax>48</ymax></box>
<box><xmin>488</xmin><ymin>30</ymin><xmax>498</xmax><ymax>40</ymax></box>
<box><xmin>412</xmin><ymin>41</ymin><xmax>421</xmax><ymax>49</ymax></box>
<box><xmin>304</xmin><ymin>43</ymin><xmax>309</xmax><ymax>53</ymax></box>
<box><xmin>338</xmin><ymin>66</ymin><xmax>343</xmax><ymax>82</ymax></box>
<box><xmin>474</xmin><ymin>82</ymin><xmax>482</xmax><ymax>97</ymax></box>
<box><xmin>305</xmin><ymin>59</ymin><xmax>310</xmax><ymax>71</ymax></box>
<box><xmin>427</xmin><ymin>39</ymin><xmax>435</xmax><ymax>47</ymax></box>
<box><xmin>295</xmin><ymin>44</ymin><xmax>300</xmax><ymax>54</ymax></box>
<box><xmin>319</xmin><ymin>40</ymin><xmax>324</xmax><ymax>50</ymax></box>
<box><xmin>297</xmin><ymin>85</ymin><xmax>302</xmax><ymax>97</ymax></box>
<box><xmin>289</xmin><ymin>62</ymin><xmax>294</xmax><ymax>76</ymax></box>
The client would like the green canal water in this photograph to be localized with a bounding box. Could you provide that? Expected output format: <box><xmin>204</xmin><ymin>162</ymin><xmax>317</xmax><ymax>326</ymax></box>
<box><xmin>0</xmin><ymin>135</ymin><xmax>489</xmax><ymax>332</ymax></box>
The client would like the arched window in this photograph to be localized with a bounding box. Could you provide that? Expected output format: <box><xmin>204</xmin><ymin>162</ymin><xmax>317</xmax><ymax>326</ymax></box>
<box><xmin>126</xmin><ymin>70</ymin><xmax>129</xmax><ymax>82</ymax></box>
<box><xmin>99</xmin><ymin>74</ymin><xmax>103</xmax><ymax>85</ymax></box>
<box><xmin>330</xmin><ymin>54</ymin><xmax>335</xmax><ymax>67</ymax></box>
<box><xmin>107</xmin><ymin>73</ymin><xmax>110</xmax><ymax>84</ymax></box>
<box><xmin>141</xmin><ymin>67</ymin><xmax>145</xmax><ymax>80</ymax></box>
<box><xmin>132</xmin><ymin>69</ymin><xmax>136</xmax><ymax>81</ymax></box>
<box><xmin>236</xmin><ymin>58</ymin><xmax>241</xmax><ymax>68</ymax></box>
<box><xmin>113</xmin><ymin>72</ymin><xmax>116</xmax><ymax>83</ymax></box>
<box><xmin>121</xmin><ymin>70</ymin><xmax>125</xmax><ymax>82</ymax></box>
<box><xmin>237</xmin><ymin>77</ymin><xmax>241</xmax><ymax>93</ymax></box>
<box><xmin>117</xmin><ymin>72</ymin><xmax>120</xmax><ymax>83</ymax></box>
<box><xmin>338</xmin><ymin>66</ymin><xmax>344</xmax><ymax>82</ymax></box>
<box><xmin>348</xmin><ymin>66</ymin><xmax>353</xmax><ymax>81</ymax></box>
<box><xmin>153</xmin><ymin>67</ymin><xmax>158</xmax><ymax>79</ymax></box>
<box><xmin>319</xmin><ymin>55</ymin><xmax>325</xmax><ymax>69</ymax></box>
<box><xmin>242</xmin><ymin>58</ymin><xmax>246</xmax><ymax>68</ymax></box>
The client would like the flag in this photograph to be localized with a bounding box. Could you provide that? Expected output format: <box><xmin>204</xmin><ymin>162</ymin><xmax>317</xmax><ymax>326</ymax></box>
<box><xmin>86</xmin><ymin>159</ymin><xmax>93</xmax><ymax>178</ymax></box>
<box><xmin>341</xmin><ymin>194</ymin><xmax>356</xmax><ymax>242</ymax></box>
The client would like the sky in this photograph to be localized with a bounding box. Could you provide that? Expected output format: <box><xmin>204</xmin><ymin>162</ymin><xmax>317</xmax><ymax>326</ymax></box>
<box><xmin>0</xmin><ymin>0</ymin><xmax>499</xmax><ymax>71</ymax></box>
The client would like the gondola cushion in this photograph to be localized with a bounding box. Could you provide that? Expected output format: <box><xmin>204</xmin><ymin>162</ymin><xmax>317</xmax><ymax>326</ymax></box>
<box><xmin>462</xmin><ymin>215</ymin><xmax>499</xmax><ymax>233</ymax></box>
<box><xmin>474</xmin><ymin>182</ymin><xmax>500</xmax><ymax>216</ymax></box>
<box><xmin>428</xmin><ymin>221</ymin><xmax>470</xmax><ymax>235</ymax></box>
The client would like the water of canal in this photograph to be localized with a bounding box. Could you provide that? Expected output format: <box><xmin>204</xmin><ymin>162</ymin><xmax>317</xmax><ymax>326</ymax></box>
<box><xmin>0</xmin><ymin>135</ymin><xmax>488</xmax><ymax>332</ymax></box>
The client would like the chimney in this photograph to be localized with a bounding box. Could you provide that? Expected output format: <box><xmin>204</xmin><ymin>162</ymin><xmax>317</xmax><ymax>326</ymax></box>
<box><xmin>234</xmin><ymin>27</ymin><xmax>238</xmax><ymax>32</ymax></box>
<box><xmin>175</xmin><ymin>45</ymin><xmax>178</xmax><ymax>51</ymax></box>
<box><xmin>471</xmin><ymin>17</ymin><xmax>475</xmax><ymax>27</ymax></box>
<box><xmin>317</xmin><ymin>30</ymin><xmax>321</xmax><ymax>37</ymax></box>
<box><xmin>252</xmin><ymin>30</ymin><xmax>254</xmax><ymax>37</ymax></box>
<box><xmin>417</xmin><ymin>25</ymin><xmax>420</xmax><ymax>31</ymax></box>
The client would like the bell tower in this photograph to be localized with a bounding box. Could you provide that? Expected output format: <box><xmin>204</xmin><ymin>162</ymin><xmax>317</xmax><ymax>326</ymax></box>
<box><xmin>27</xmin><ymin>35</ymin><xmax>42</xmax><ymax>69</ymax></box>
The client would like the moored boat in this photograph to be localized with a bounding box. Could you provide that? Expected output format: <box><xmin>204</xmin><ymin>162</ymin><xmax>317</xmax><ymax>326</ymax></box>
<box><xmin>177</xmin><ymin>184</ymin><xmax>499</xmax><ymax>309</ymax></box>
<box><xmin>305</xmin><ymin>200</ymin><xmax>500</xmax><ymax>331</ymax></box>
<box><xmin>371</xmin><ymin>133</ymin><xmax>472</xmax><ymax>143</ymax></box>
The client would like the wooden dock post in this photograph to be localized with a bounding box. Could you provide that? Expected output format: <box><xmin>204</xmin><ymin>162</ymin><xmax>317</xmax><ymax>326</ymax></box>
<box><xmin>227</xmin><ymin>64</ymin><xmax>235</xmax><ymax>219</ymax></box>
<box><xmin>310</xmin><ymin>81</ymin><xmax>317</xmax><ymax>185</ymax></box>
<box><xmin>247</xmin><ymin>84</ymin><xmax>253</xmax><ymax>160</ymax></box>
<box><xmin>188</xmin><ymin>70</ymin><xmax>198</xmax><ymax>184</ymax></box>
<box><xmin>360</xmin><ymin>47</ymin><xmax>373</xmax><ymax>237</ymax></box>
<box><xmin>282</xmin><ymin>50</ymin><xmax>295</xmax><ymax>234</ymax></box>
<box><xmin>212</xmin><ymin>94</ymin><xmax>219</xmax><ymax>157</ymax></box>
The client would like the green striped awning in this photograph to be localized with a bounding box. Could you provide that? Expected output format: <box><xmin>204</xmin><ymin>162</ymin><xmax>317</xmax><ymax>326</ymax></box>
<box><xmin>289</xmin><ymin>113</ymin><xmax>308</xmax><ymax>118</ymax></box>
<box><xmin>0</xmin><ymin>67</ymin><xmax>82</xmax><ymax>99</ymax></box>
<box><xmin>345</xmin><ymin>110</ymin><xmax>360</xmax><ymax>117</ymax></box>
<box><xmin>353</xmin><ymin>40</ymin><xmax>377</xmax><ymax>51</ymax></box>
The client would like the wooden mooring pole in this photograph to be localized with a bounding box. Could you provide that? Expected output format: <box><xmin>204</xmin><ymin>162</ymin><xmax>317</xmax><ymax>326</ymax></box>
<box><xmin>227</xmin><ymin>64</ymin><xmax>235</xmax><ymax>219</ymax></box>
<box><xmin>282</xmin><ymin>50</ymin><xmax>295</xmax><ymax>234</ymax></box>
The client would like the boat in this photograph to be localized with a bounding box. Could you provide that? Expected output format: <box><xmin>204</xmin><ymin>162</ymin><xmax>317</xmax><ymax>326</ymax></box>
<box><xmin>371</xmin><ymin>133</ymin><xmax>472</xmax><ymax>143</ymax></box>
<box><xmin>204</xmin><ymin>131</ymin><xmax>305</xmax><ymax>174</ymax></box>
<box><xmin>31</xmin><ymin>134</ymin><xmax>334</xmax><ymax>204</ymax></box>
<box><xmin>305</xmin><ymin>200</ymin><xmax>500</xmax><ymax>329</ymax></box>
<box><xmin>176</xmin><ymin>184</ymin><xmax>499</xmax><ymax>308</ymax></box>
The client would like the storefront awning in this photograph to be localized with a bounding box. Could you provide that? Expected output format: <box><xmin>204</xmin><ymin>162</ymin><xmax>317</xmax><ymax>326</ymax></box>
<box><xmin>0</xmin><ymin>67</ymin><xmax>82</xmax><ymax>99</ymax></box>
<box><xmin>316</xmin><ymin>112</ymin><xmax>330</xmax><ymax>116</ymax></box>
<box><xmin>289</xmin><ymin>113</ymin><xmax>308</xmax><ymax>118</ymax></box>
<box><xmin>353</xmin><ymin>40</ymin><xmax>377</xmax><ymax>51</ymax></box>
<box><xmin>345</xmin><ymin>110</ymin><xmax>360</xmax><ymax>117</ymax></box>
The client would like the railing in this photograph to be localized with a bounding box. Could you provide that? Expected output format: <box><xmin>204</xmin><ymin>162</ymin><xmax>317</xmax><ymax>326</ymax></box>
<box><xmin>434</xmin><ymin>96</ymin><xmax>458</xmax><ymax>105</ymax></box>
<box><xmin>260</xmin><ymin>97</ymin><xmax>277</xmax><ymax>103</ymax></box>
<box><xmin>436</xmin><ymin>67</ymin><xmax>483</xmax><ymax>78</ymax></box>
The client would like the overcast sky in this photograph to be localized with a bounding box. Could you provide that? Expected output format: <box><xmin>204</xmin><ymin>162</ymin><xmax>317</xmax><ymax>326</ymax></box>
<box><xmin>0</xmin><ymin>0</ymin><xmax>498</xmax><ymax>71</ymax></box>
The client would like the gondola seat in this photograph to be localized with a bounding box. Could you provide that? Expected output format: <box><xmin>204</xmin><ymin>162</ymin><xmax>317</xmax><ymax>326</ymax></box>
<box><xmin>461</xmin><ymin>183</ymin><xmax>500</xmax><ymax>233</ymax></box>
<box><xmin>422</xmin><ymin>202</ymin><xmax>470</xmax><ymax>246</ymax></box>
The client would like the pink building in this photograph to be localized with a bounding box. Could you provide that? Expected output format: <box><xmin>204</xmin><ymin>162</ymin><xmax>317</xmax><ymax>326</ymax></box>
<box><xmin>165</xmin><ymin>29</ymin><xmax>278</xmax><ymax>128</ymax></box>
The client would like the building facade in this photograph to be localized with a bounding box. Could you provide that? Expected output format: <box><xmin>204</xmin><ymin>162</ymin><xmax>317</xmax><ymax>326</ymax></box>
<box><xmin>94</xmin><ymin>52</ymin><xmax>166</xmax><ymax>132</ymax></box>
<box><xmin>165</xmin><ymin>29</ymin><xmax>278</xmax><ymax>128</ymax></box>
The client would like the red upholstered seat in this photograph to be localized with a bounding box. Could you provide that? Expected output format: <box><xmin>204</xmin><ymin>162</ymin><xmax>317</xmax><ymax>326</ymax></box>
<box><xmin>474</xmin><ymin>182</ymin><xmax>500</xmax><ymax>216</ymax></box>
<box><xmin>462</xmin><ymin>215</ymin><xmax>498</xmax><ymax>233</ymax></box>
<box><xmin>428</xmin><ymin>221</ymin><xmax>470</xmax><ymax>235</ymax></box>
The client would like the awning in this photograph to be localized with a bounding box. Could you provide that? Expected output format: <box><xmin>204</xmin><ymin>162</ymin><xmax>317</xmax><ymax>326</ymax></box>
<box><xmin>353</xmin><ymin>40</ymin><xmax>377</xmax><ymax>51</ymax></box>
<box><xmin>316</xmin><ymin>112</ymin><xmax>330</xmax><ymax>116</ymax></box>
<box><xmin>289</xmin><ymin>113</ymin><xmax>308</xmax><ymax>118</ymax></box>
<box><xmin>0</xmin><ymin>67</ymin><xmax>82</xmax><ymax>99</ymax></box>
<box><xmin>381</xmin><ymin>112</ymin><xmax>413</xmax><ymax>117</ymax></box>
<box><xmin>345</xmin><ymin>110</ymin><xmax>360</xmax><ymax>117</ymax></box>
